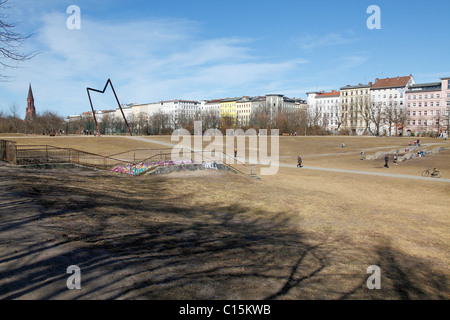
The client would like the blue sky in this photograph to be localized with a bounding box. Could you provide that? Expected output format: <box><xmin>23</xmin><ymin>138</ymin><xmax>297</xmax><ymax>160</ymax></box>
<box><xmin>1</xmin><ymin>0</ymin><xmax>449</xmax><ymax>117</ymax></box>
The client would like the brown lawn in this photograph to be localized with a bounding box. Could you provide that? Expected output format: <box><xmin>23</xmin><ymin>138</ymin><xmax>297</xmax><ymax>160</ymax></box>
<box><xmin>0</xmin><ymin>135</ymin><xmax>448</xmax><ymax>299</ymax></box>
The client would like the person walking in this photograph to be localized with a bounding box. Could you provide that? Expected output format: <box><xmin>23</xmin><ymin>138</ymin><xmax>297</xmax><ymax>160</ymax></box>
<box><xmin>360</xmin><ymin>151</ymin><xmax>365</xmax><ymax>160</ymax></box>
<box><xmin>393</xmin><ymin>153</ymin><xmax>398</xmax><ymax>165</ymax></box>
<box><xmin>234</xmin><ymin>147</ymin><xmax>237</xmax><ymax>159</ymax></box>
<box><xmin>384</xmin><ymin>155</ymin><xmax>389</xmax><ymax>168</ymax></box>
<box><xmin>297</xmin><ymin>155</ymin><xmax>303</xmax><ymax>168</ymax></box>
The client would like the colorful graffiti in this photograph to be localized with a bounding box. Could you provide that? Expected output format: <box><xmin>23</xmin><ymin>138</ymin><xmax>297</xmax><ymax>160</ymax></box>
<box><xmin>111</xmin><ymin>160</ymin><xmax>192</xmax><ymax>176</ymax></box>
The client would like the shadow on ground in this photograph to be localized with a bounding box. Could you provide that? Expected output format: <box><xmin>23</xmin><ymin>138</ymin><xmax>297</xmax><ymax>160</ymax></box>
<box><xmin>0</xmin><ymin>165</ymin><xmax>447</xmax><ymax>299</ymax></box>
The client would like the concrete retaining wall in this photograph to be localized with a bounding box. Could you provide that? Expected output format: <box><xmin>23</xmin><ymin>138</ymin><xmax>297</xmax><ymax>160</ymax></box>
<box><xmin>147</xmin><ymin>162</ymin><xmax>240</xmax><ymax>175</ymax></box>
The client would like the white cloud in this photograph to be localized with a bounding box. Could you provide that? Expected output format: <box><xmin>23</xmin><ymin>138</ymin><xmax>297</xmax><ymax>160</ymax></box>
<box><xmin>297</xmin><ymin>32</ymin><xmax>357</xmax><ymax>50</ymax></box>
<box><xmin>1</xmin><ymin>12</ymin><xmax>309</xmax><ymax>116</ymax></box>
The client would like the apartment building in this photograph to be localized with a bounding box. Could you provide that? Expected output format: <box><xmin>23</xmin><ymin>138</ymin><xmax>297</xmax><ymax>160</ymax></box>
<box><xmin>236</xmin><ymin>96</ymin><xmax>253</xmax><ymax>126</ymax></box>
<box><xmin>340</xmin><ymin>83</ymin><xmax>372</xmax><ymax>135</ymax></box>
<box><xmin>405</xmin><ymin>77</ymin><xmax>450</xmax><ymax>136</ymax></box>
<box><xmin>201</xmin><ymin>99</ymin><xmax>224</xmax><ymax>114</ymax></box>
<box><xmin>219</xmin><ymin>97</ymin><xmax>239</xmax><ymax>120</ymax></box>
<box><xmin>307</xmin><ymin>90</ymin><xmax>340</xmax><ymax>132</ymax></box>
<box><xmin>370</xmin><ymin>75</ymin><xmax>415</xmax><ymax>135</ymax></box>
<box><xmin>158</xmin><ymin>100</ymin><xmax>200</xmax><ymax>127</ymax></box>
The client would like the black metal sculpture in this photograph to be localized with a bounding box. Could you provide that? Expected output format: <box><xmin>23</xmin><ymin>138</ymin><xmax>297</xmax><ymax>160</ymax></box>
<box><xmin>87</xmin><ymin>79</ymin><xmax>132</xmax><ymax>136</ymax></box>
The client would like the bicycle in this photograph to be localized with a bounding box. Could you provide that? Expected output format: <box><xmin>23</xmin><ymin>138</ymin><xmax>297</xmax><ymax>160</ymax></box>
<box><xmin>422</xmin><ymin>168</ymin><xmax>442</xmax><ymax>178</ymax></box>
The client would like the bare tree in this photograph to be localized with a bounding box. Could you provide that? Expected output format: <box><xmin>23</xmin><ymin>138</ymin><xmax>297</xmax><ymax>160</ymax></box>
<box><xmin>307</xmin><ymin>103</ymin><xmax>321</xmax><ymax>128</ymax></box>
<box><xmin>149</xmin><ymin>111</ymin><xmax>170</xmax><ymax>135</ymax></box>
<box><xmin>0</xmin><ymin>108</ymin><xmax>7</xmax><ymax>132</ymax></box>
<box><xmin>0</xmin><ymin>0</ymin><xmax>37</xmax><ymax>79</ymax></box>
<box><xmin>394</xmin><ymin>107</ymin><xmax>408</xmax><ymax>137</ymax></box>
<box><xmin>99</xmin><ymin>113</ymin><xmax>112</xmax><ymax>135</ymax></box>
<box><xmin>202</xmin><ymin>109</ymin><xmax>220</xmax><ymax>131</ymax></box>
<box><xmin>250</xmin><ymin>101</ymin><xmax>271</xmax><ymax>131</ymax></box>
<box><xmin>8</xmin><ymin>102</ymin><xmax>21</xmax><ymax>132</ymax></box>
<box><xmin>384</xmin><ymin>100</ymin><xmax>397</xmax><ymax>136</ymax></box>
<box><xmin>366</xmin><ymin>102</ymin><xmax>384</xmax><ymax>136</ymax></box>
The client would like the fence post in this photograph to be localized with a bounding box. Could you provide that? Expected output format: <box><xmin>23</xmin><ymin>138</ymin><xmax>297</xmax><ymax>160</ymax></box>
<box><xmin>0</xmin><ymin>140</ymin><xmax>4</xmax><ymax>161</ymax></box>
<box><xmin>14</xmin><ymin>142</ymin><xmax>17</xmax><ymax>164</ymax></box>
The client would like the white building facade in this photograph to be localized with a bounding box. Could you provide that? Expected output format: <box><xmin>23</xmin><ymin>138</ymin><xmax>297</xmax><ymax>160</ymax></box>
<box><xmin>370</xmin><ymin>75</ymin><xmax>415</xmax><ymax>135</ymax></box>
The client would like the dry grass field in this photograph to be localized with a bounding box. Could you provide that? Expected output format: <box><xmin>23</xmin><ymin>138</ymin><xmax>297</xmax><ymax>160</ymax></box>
<box><xmin>0</xmin><ymin>134</ymin><xmax>448</xmax><ymax>299</ymax></box>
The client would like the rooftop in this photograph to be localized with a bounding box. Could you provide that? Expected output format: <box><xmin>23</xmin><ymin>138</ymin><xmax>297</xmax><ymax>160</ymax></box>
<box><xmin>161</xmin><ymin>100</ymin><xmax>199</xmax><ymax>104</ymax></box>
<box><xmin>409</xmin><ymin>82</ymin><xmax>441</xmax><ymax>88</ymax></box>
<box><xmin>340</xmin><ymin>83</ymin><xmax>372</xmax><ymax>90</ymax></box>
<box><xmin>316</xmin><ymin>90</ymin><xmax>340</xmax><ymax>98</ymax></box>
<box><xmin>371</xmin><ymin>75</ymin><xmax>412</xmax><ymax>89</ymax></box>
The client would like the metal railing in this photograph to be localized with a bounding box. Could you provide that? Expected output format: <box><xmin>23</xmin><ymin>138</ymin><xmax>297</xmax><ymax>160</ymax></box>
<box><xmin>1</xmin><ymin>140</ymin><xmax>258</xmax><ymax>176</ymax></box>
<box><xmin>12</xmin><ymin>144</ymin><xmax>124</xmax><ymax>170</ymax></box>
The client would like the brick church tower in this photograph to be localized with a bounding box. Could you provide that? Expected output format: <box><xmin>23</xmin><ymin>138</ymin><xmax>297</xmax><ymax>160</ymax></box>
<box><xmin>25</xmin><ymin>83</ymin><xmax>36</xmax><ymax>120</ymax></box>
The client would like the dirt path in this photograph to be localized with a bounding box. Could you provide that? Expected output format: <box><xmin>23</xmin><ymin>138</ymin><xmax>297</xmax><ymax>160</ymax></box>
<box><xmin>279</xmin><ymin>164</ymin><xmax>450</xmax><ymax>183</ymax></box>
<box><xmin>122</xmin><ymin>136</ymin><xmax>450</xmax><ymax>182</ymax></box>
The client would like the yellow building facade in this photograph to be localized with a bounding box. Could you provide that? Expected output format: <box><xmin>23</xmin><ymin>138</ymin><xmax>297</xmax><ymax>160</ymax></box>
<box><xmin>219</xmin><ymin>98</ymin><xmax>238</xmax><ymax>119</ymax></box>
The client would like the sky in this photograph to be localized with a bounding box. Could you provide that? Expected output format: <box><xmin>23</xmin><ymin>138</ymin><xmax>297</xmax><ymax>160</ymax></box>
<box><xmin>0</xmin><ymin>0</ymin><xmax>449</xmax><ymax>118</ymax></box>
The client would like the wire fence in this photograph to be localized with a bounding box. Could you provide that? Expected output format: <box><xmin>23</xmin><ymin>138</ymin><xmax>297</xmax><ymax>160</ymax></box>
<box><xmin>1</xmin><ymin>140</ymin><xmax>258</xmax><ymax>176</ymax></box>
<box><xmin>10</xmin><ymin>143</ymin><xmax>124</xmax><ymax>170</ymax></box>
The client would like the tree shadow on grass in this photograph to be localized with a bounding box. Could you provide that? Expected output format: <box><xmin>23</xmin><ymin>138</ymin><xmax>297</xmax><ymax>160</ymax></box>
<box><xmin>0</xmin><ymin>166</ymin><xmax>448</xmax><ymax>300</ymax></box>
<box><xmin>339</xmin><ymin>241</ymin><xmax>449</xmax><ymax>300</ymax></box>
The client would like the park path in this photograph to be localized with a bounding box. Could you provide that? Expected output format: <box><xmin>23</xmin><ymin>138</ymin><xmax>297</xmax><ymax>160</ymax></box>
<box><xmin>278</xmin><ymin>163</ymin><xmax>450</xmax><ymax>183</ymax></box>
<box><xmin>121</xmin><ymin>136</ymin><xmax>450</xmax><ymax>183</ymax></box>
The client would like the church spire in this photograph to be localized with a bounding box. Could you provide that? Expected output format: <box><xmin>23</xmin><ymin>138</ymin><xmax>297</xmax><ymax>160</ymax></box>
<box><xmin>27</xmin><ymin>83</ymin><xmax>34</xmax><ymax>101</ymax></box>
<box><xmin>25</xmin><ymin>83</ymin><xmax>36</xmax><ymax>120</ymax></box>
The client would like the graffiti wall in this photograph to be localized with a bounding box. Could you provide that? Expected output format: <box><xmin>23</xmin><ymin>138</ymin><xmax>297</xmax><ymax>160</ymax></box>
<box><xmin>111</xmin><ymin>160</ymin><xmax>193</xmax><ymax>176</ymax></box>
